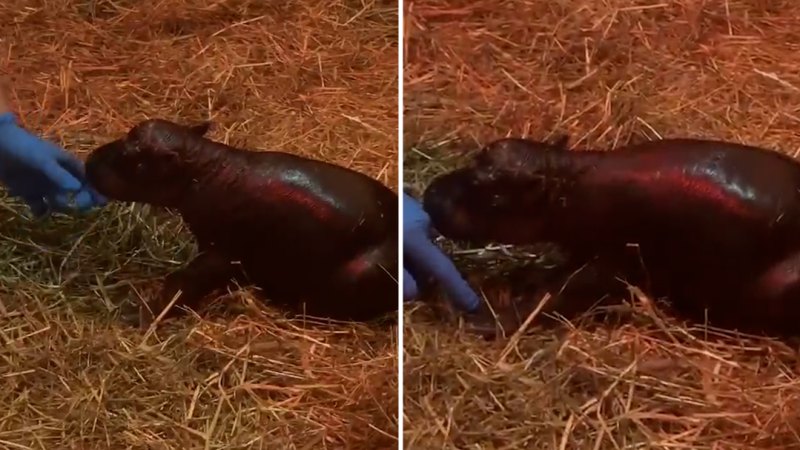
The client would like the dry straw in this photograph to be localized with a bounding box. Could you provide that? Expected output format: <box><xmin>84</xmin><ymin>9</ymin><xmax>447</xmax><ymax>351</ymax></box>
<box><xmin>0</xmin><ymin>0</ymin><xmax>398</xmax><ymax>448</ymax></box>
<box><xmin>404</xmin><ymin>0</ymin><xmax>800</xmax><ymax>448</ymax></box>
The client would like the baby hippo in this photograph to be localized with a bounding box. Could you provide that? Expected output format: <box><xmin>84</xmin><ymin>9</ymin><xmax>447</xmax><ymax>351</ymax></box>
<box><xmin>424</xmin><ymin>136</ymin><xmax>800</xmax><ymax>337</ymax></box>
<box><xmin>86</xmin><ymin>119</ymin><xmax>398</xmax><ymax>328</ymax></box>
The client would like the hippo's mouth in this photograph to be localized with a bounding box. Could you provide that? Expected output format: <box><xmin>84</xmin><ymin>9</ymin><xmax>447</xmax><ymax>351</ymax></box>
<box><xmin>86</xmin><ymin>167</ymin><xmax>132</xmax><ymax>202</ymax></box>
<box><xmin>423</xmin><ymin>168</ymin><xmax>491</xmax><ymax>244</ymax></box>
<box><xmin>85</xmin><ymin>139</ymin><xmax>136</xmax><ymax>202</ymax></box>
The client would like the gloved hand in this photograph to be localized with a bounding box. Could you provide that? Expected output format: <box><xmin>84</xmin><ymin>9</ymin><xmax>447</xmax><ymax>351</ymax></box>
<box><xmin>404</xmin><ymin>192</ymin><xmax>481</xmax><ymax>312</ymax></box>
<box><xmin>0</xmin><ymin>112</ymin><xmax>106</xmax><ymax>217</ymax></box>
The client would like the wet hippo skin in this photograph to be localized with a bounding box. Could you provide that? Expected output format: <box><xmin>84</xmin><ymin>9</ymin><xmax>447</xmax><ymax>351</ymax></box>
<box><xmin>423</xmin><ymin>136</ymin><xmax>800</xmax><ymax>338</ymax></box>
<box><xmin>86</xmin><ymin>119</ymin><xmax>398</xmax><ymax>328</ymax></box>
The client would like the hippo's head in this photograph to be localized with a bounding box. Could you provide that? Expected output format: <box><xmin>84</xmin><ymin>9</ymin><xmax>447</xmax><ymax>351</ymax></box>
<box><xmin>469</xmin><ymin>136</ymin><xmax>569</xmax><ymax>180</ymax></box>
<box><xmin>422</xmin><ymin>136</ymin><xmax>571</xmax><ymax>246</ymax></box>
<box><xmin>86</xmin><ymin>119</ymin><xmax>211</xmax><ymax>205</ymax></box>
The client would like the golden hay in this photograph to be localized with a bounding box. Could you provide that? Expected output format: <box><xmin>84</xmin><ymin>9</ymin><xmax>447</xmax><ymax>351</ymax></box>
<box><xmin>0</xmin><ymin>0</ymin><xmax>398</xmax><ymax>449</ymax></box>
<box><xmin>404</xmin><ymin>0</ymin><xmax>800</xmax><ymax>448</ymax></box>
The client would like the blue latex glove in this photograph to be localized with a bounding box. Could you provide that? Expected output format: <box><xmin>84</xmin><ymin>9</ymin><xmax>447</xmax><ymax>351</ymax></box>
<box><xmin>0</xmin><ymin>112</ymin><xmax>106</xmax><ymax>217</ymax></box>
<box><xmin>404</xmin><ymin>192</ymin><xmax>481</xmax><ymax>312</ymax></box>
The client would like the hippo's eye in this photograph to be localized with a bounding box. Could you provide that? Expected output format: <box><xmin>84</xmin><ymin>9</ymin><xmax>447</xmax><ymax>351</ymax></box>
<box><xmin>159</xmin><ymin>131</ymin><xmax>176</xmax><ymax>147</ymax></box>
<box><xmin>490</xmin><ymin>192</ymin><xmax>515</xmax><ymax>210</ymax></box>
<box><xmin>122</xmin><ymin>138</ymin><xmax>139</xmax><ymax>155</ymax></box>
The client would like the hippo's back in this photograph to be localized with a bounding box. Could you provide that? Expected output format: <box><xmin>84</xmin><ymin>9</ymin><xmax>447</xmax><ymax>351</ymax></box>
<box><xmin>624</xmin><ymin>138</ymin><xmax>800</xmax><ymax>194</ymax></box>
<box><xmin>618</xmin><ymin>139</ymin><xmax>800</xmax><ymax>230</ymax></box>
<box><xmin>247</xmin><ymin>151</ymin><xmax>397</xmax><ymax>229</ymax></box>
<box><xmin>556</xmin><ymin>139</ymin><xmax>800</xmax><ymax>263</ymax></box>
<box><xmin>181</xmin><ymin>149</ymin><xmax>398</xmax><ymax>275</ymax></box>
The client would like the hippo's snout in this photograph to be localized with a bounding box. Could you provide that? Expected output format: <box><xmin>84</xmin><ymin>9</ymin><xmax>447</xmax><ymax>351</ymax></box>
<box><xmin>85</xmin><ymin>139</ymin><xmax>135</xmax><ymax>200</ymax></box>
<box><xmin>423</xmin><ymin>169</ymin><xmax>488</xmax><ymax>243</ymax></box>
<box><xmin>85</xmin><ymin>140</ymin><xmax>120</xmax><ymax>174</ymax></box>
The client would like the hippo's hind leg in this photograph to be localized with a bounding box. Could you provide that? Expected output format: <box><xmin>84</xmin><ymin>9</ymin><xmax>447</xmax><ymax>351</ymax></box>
<box><xmin>314</xmin><ymin>239</ymin><xmax>399</xmax><ymax>322</ymax></box>
<box><xmin>743</xmin><ymin>250</ymin><xmax>800</xmax><ymax>337</ymax></box>
<box><xmin>138</xmin><ymin>251</ymin><xmax>240</xmax><ymax>329</ymax></box>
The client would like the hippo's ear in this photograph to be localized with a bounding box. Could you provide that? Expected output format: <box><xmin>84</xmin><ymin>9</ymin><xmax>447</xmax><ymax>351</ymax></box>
<box><xmin>187</xmin><ymin>121</ymin><xmax>212</xmax><ymax>137</ymax></box>
<box><xmin>473</xmin><ymin>146</ymin><xmax>491</xmax><ymax>165</ymax></box>
<box><xmin>550</xmin><ymin>134</ymin><xmax>570</xmax><ymax>150</ymax></box>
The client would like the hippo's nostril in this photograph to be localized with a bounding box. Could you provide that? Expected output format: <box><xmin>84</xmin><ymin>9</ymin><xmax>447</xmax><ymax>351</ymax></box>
<box><xmin>84</xmin><ymin>157</ymin><xmax>97</xmax><ymax>178</ymax></box>
<box><xmin>85</xmin><ymin>151</ymin><xmax>106</xmax><ymax>175</ymax></box>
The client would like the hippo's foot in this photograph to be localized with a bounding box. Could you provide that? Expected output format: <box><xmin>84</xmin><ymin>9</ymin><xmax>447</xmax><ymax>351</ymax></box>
<box><xmin>110</xmin><ymin>287</ymin><xmax>159</xmax><ymax>328</ymax></box>
<box><xmin>457</xmin><ymin>295</ymin><xmax>569</xmax><ymax>340</ymax></box>
<box><xmin>120</xmin><ymin>307</ymin><xmax>142</xmax><ymax>328</ymax></box>
<box><xmin>461</xmin><ymin>289</ymin><xmax>550</xmax><ymax>340</ymax></box>
<box><xmin>138</xmin><ymin>251</ymin><xmax>239</xmax><ymax>329</ymax></box>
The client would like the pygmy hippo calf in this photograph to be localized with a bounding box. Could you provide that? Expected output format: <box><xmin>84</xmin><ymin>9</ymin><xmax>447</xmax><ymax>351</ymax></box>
<box><xmin>423</xmin><ymin>136</ymin><xmax>800</xmax><ymax>338</ymax></box>
<box><xmin>86</xmin><ymin>119</ymin><xmax>398</xmax><ymax>328</ymax></box>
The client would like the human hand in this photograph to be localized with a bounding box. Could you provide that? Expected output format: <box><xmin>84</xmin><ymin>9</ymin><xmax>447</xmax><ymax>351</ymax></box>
<box><xmin>403</xmin><ymin>192</ymin><xmax>481</xmax><ymax>312</ymax></box>
<box><xmin>0</xmin><ymin>112</ymin><xmax>107</xmax><ymax>217</ymax></box>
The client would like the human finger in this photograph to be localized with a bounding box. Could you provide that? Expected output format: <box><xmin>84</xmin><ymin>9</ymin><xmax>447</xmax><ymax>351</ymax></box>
<box><xmin>403</xmin><ymin>268</ymin><xmax>419</xmax><ymax>301</ymax></box>
<box><xmin>36</xmin><ymin>159</ymin><xmax>83</xmax><ymax>192</ymax></box>
<box><xmin>404</xmin><ymin>232</ymin><xmax>481</xmax><ymax>312</ymax></box>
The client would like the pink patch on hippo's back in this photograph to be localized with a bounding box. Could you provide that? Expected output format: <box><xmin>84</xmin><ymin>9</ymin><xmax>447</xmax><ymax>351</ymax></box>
<box><xmin>261</xmin><ymin>179</ymin><xmax>335</xmax><ymax>222</ymax></box>
<box><xmin>343</xmin><ymin>255</ymin><xmax>372</xmax><ymax>279</ymax></box>
<box><xmin>598</xmin><ymin>168</ymin><xmax>759</xmax><ymax>219</ymax></box>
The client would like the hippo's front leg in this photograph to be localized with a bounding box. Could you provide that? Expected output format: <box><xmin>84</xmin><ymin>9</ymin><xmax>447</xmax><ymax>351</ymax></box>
<box><xmin>138</xmin><ymin>250</ymin><xmax>240</xmax><ymax>329</ymax></box>
<box><xmin>461</xmin><ymin>258</ymin><xmax>630</xmax><ymax>339</ymax></box>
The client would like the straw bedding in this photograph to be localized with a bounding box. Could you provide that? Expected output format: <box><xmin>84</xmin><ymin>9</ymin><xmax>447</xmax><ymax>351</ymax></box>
<box><xmin>0</xmin><ymin>1</ymin><xmax>398</xmax><ymax>448</ymax></box>
<box><xmin>404</xmin><ymin>1</ymin><xmax>800</xmax><ymax>448</ymax></box>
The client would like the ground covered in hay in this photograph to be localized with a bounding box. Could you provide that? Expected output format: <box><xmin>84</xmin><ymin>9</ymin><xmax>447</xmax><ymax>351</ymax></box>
<box><xmin>403</xmin><ymin>1</ymin><xmax>800</xmax><ymax>448</ymax></box>
<box><xmin>0</xmin><ymin>1</ymin><xmax>398</xmax><ymax>449</ymax></box>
